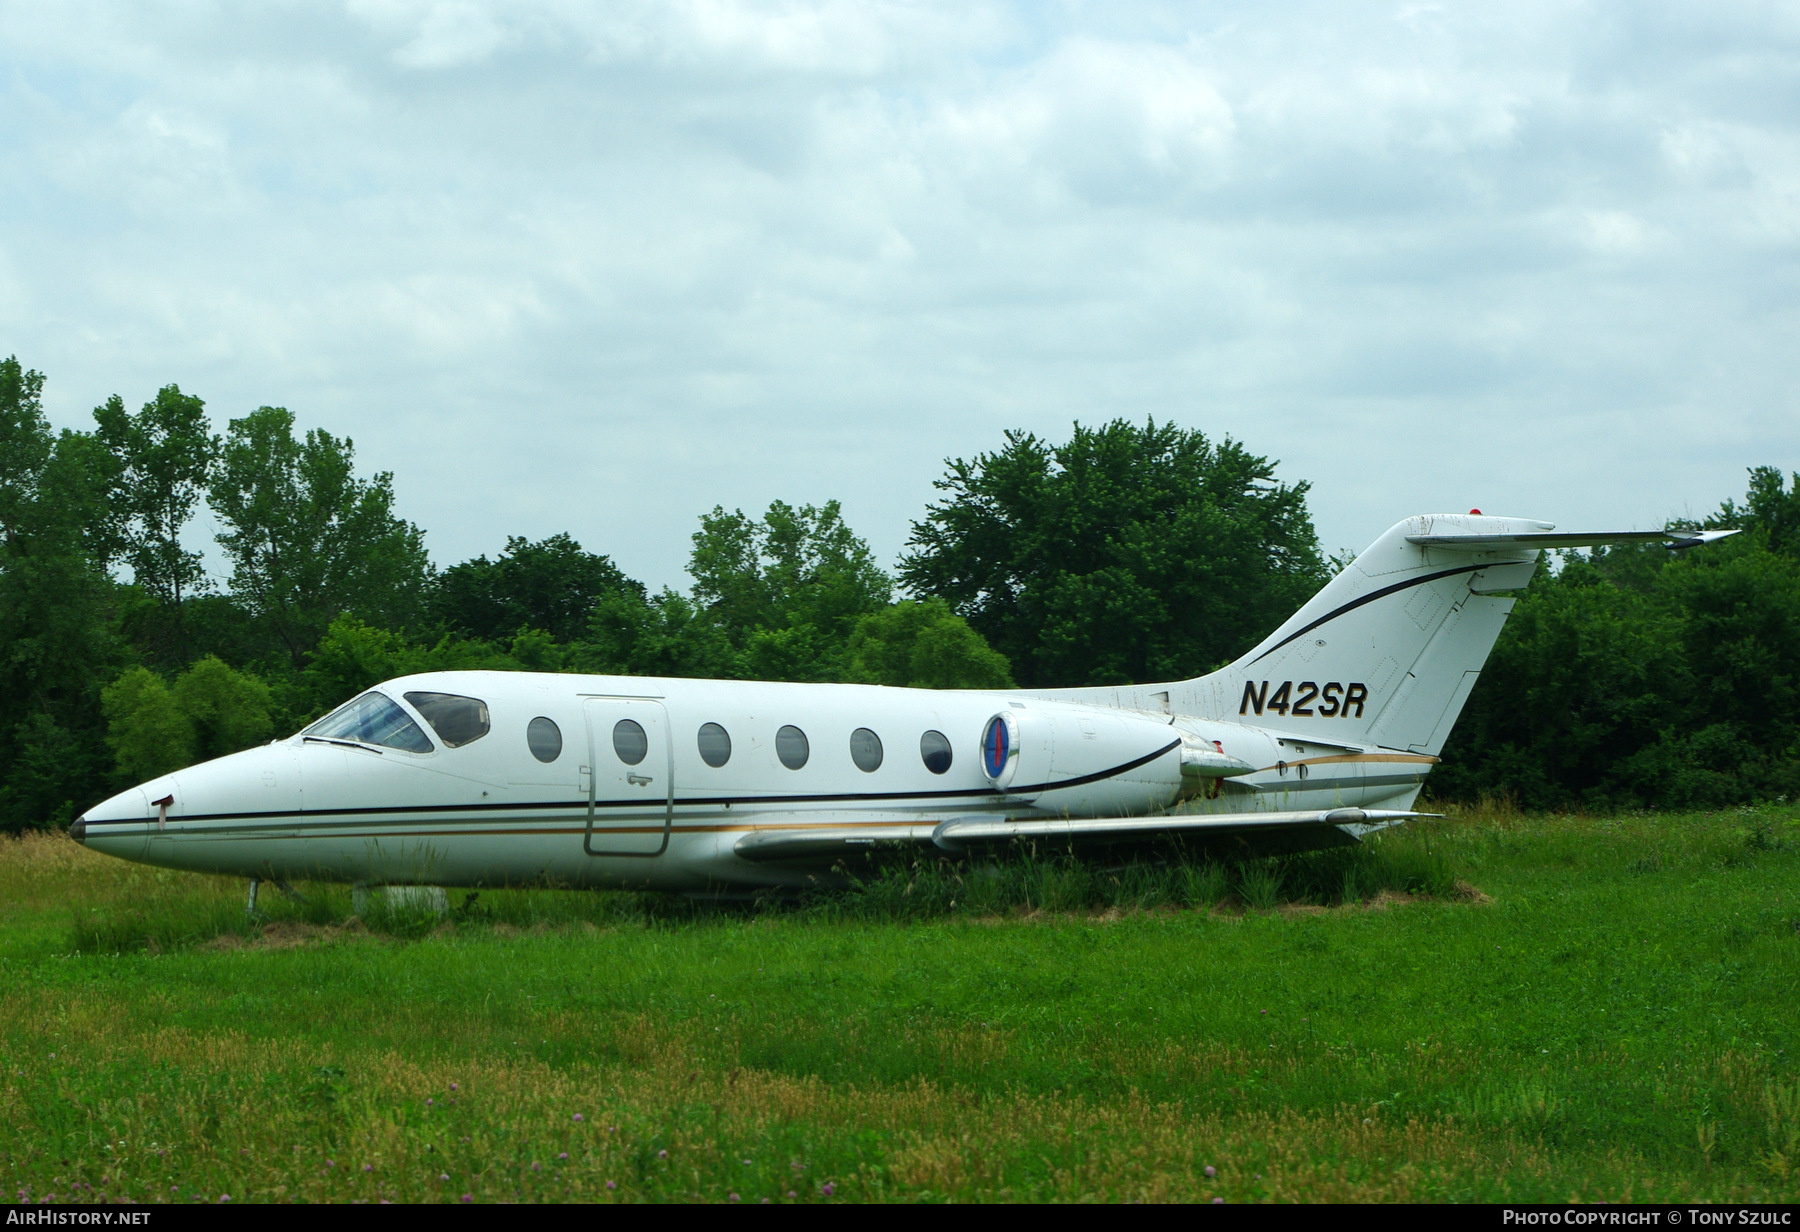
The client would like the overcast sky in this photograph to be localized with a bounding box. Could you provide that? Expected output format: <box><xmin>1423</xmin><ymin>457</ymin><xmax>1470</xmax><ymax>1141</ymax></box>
<box><xmin>4</xmin><ymin>1</ymin><xmax>1797</xmax><ymax>591</ymax></box>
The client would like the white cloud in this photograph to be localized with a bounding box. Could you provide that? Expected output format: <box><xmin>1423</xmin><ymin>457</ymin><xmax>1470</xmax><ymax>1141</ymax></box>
<box><xmin>346</xmin><ymin>0</ymin><xmax>527</xmax><ymax>69</ymax></box>
<box><xmin>1</xmin><ymin>0</ymin><xmax>1797</xmax><ymax>588</ymax></box>
<box><xmin>391</xmin><ymin>3</ymin><xmax>516</xmax><ymax>70</ymax></box>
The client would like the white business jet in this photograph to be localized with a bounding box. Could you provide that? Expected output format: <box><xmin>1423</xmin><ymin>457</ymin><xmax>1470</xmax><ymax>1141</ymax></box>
<box><xmin>70</xmin><ymin>514</ymin><xmax>1732</xmax><ymax>897</ymax></box>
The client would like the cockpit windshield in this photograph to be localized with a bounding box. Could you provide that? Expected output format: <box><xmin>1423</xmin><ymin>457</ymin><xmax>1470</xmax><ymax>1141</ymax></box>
<box><xmin>304</xmin><ymin>692</ymin><xmax>434</xmax><ymax>753</ymax></box>
<box><xmin>404</xmin><ymin>692</ymin><xmax>490</xmax><ymax>748</ymax></box>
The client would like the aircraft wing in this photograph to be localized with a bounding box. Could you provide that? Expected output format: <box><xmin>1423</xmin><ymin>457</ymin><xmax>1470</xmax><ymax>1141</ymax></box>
<box><xmin>1406</xmin><ymin>528</ymin><xmax>1737</xmax><ymax>551</ymax></box>
<box><xmin>732</xmin><ymin>807</ymin><xmax>1432</xmax><ymax>863</ymax></box>
<box><xmin>930</xmin><ymin>807</ymin><xmax>1428</xmax><ymax>848</ymax></box>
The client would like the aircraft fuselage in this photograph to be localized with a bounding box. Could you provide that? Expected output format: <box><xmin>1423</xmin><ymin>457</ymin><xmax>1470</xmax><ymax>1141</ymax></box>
<box><xmin>72</xmin><ymin>671</ymin><xmax>1430</xmax><ymax>893</ymax></box>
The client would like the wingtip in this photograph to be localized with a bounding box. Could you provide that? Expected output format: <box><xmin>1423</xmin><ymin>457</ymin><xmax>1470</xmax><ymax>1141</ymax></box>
<box><xmin>1667</xmin><ymin>527</ymin><xmax>1741</xmax><ymax>550</ymax></box>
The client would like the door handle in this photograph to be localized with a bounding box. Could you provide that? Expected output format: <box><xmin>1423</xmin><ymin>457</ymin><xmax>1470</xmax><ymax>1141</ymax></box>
<box><xmin>627</xmin><ymin>773</ymin><xmax>654</xmax><ymax>786</ymax></box>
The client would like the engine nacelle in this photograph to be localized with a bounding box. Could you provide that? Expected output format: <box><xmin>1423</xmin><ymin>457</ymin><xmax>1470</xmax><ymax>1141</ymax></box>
<box><xmin>977</xmin><ymin>703</ymin><xmax>1197</xmax><ymax>817</ymax></box>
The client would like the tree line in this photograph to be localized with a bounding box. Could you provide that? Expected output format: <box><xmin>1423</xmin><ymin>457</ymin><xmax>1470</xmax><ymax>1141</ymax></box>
<box><xmin>1435</xmin><ymin>465</ymin><xmax>1800</xmax><ymax>810</ymax></box>
<box><xmin>2</xmin><ymin>352</ymin><xmax>1796</xmax><ymax>829</ymax></box>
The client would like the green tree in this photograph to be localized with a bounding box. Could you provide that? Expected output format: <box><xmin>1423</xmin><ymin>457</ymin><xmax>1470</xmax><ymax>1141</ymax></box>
<box><xmin>0</xmin><ymin>357</ymin><xmax>125</xmax><ymax>830</ymax></box>
<box><xmin>93</xmin><ymin>384</ymin><xmax>218</xmax><ymax>609</ymax></box>
<box><xmin>1438</xmin><ymin>467</ymin><xmax>1800</xmax><ymax>809</ymax></box>
<box><xmin>1663</xmin><ymin>533</ymin><xmax>1800</xmax><ymax>792</ymax></box>
<box><xmin>298</xmin><ymin>617</ymin><xmax>519</xmax><ymax>722</ymax></box>
<box><xmin>900</xmin><ymin>420</ymin><xmax>1327</xmax><ymax>688</ymax></box>
<box><xmin>299</xmin><ymin>618</ymin><xmax>429</xmax><ymax>716</ymax></box>
<box><xmin>1432</xmin><ymin>556</ymin><xmax>1690</xmax><ymax>807</ymax></box>
<box><xmin>847</xmin><ymin>598</ymin><xmax>1015</xmax><ymax>689</ymax></box>
<box><xmin>100</xmin><ymin>657</ymin><xmax>276</xmax><ymax>783</ymax></box>
<box><xmin>432</xmin><ymin>533</ymin><xmax>643</xmax><ymax>643</ymax></box>
<box><xmin>101</xmin><ymin>667</ymin><xmax>194</xmax><ymax>783</ymax></box>
<box><xmin>689</xmin><ymin>500</ymin><xmax>892</xmax><ymax>681</ymax></box>
<box><xmin>0</xmin><ymin>359</ymin><xmax>54</xmax><ymax>541</ymax></box>
<box><xmin>1708</xmin><ymin>465</ymin><xmax>1800</xmax><ymax>557</ymax></box>
<box><xmin>172</xmin><ymin>656</ymin><xmax>274</xmax><ymax>760</ymax></box>
<box><xmin>209</xmin><ymin>407</ymin><xmax>431</xmax><ymax>664</ymax></box>
<box><xmin>576</xmin><ymin>589</ymin><xmax>742</xmax><ymax>680</ymax></box>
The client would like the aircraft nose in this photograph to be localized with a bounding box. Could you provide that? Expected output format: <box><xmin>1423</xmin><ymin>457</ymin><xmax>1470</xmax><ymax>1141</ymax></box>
<box><xmin>70</xmin><ymin>815</ymin><xmax>87</xmax><ymax>845</ymax></box>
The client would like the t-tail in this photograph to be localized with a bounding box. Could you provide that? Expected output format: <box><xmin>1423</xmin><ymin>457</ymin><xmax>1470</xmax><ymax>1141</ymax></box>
<box><xmin>1046</xmin><ymin>513</ymin><xmax>1734</xmax><ymax>758</ymax></box>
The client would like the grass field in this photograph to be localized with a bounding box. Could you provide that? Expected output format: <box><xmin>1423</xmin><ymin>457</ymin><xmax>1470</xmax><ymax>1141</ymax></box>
<box><xmin>2</xmin><ymin>806</ymin><xmax>1798</xmax><ymax>1203</ymax></box>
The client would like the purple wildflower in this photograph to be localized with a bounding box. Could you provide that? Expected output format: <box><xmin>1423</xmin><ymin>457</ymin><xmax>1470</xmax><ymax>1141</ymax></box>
<box><xmin>606</xmin><ymin>1181</ymin><xmax>616</xmax><ymax>1190</ymax></box>
<box><xmin>427</xmin><ymin>1097</ymin><xmax>435</xmax><ymax>1106</ymax></box>
<box><xmin>461</xmin><ymin>1194</ymin><xmax>472</xmax><ymax>1203</ymax></box>
<box><xmin>326</xmin><ymin>1159</ymin><xmax>336</xmax><ymax>1168</ymax></box>
<box><xmin>1212</xmin><ymin>1197</ymin><xmax>1224</xmax><ymax>1205</ymax></box>
<box><xmin>450</xmin><ymin>1082</ymin><xmax>459</xmax><ymax>1091</ymax></box>
<box><xmin>363</xmin><ymin>1165</ymin><xmax>373</xmax><ymax>1172</ymax></box>
<box><xmin>822</xmin><ymin>1182</ymin><xmax>834</xmax><ymax>1196</ymax></box>
<box><xmin>1204</xmin><ymin>1165</ymin><xmax>1215</xmax><ymax>1178</ymax></box>
<box><xmin>573</xmin><ymin>1113</ymin><xmax>584</xmax><ymax>1122</ymax></box>
<box><xmin>729</xmin><ymin>1193</ymin><xmax>740</xmax><ymax>1202</ymax></box>
<box><xmin>657</xmin><ymin>1149</ymin><xmax>668</xmax><ymax>1159</ymax></box>
<box><xmin>219</xmin><ymin>1195</ymin><xmax>231</xmax><ymax>1203</ymax></box>
<box><xmin>439</xmin><ymin>1174</ymin><xmax>449</xmax><ymax>1182</ymax></box>
<box><xmin>788</xmin><ymin>1191</ymin><xmax>797</xmax><ymax>1199</ymax></box>
<box><xmin>558</xmin><ymin>1153</ymin><xmax>568</xmax><ymax>1160</ymax></box>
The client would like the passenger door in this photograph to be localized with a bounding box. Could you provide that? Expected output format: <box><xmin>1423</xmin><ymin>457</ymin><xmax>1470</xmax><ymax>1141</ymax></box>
<box><xmin>582</xmin><ymin>698</ymin><xmax>674</xmax><ymax>857</ymax></box>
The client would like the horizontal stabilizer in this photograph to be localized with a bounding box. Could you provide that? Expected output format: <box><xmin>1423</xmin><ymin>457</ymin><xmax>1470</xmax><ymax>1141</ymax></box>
<box><xmin>1405</xmin><ymin>528</ymin><xmax>1738</xmax><ymax>551</ymax></box>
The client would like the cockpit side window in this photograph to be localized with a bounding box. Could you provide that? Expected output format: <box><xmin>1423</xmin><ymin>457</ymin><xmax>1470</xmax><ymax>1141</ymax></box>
<box><xmin>305</xmin><ymin>692</ymin><xmax>434</xmax><ymax>753</ymax></box>
<box><xmin>404</xmin><ymin>692</ymin><xmax>491</xmax><ymax>748</ymax></box>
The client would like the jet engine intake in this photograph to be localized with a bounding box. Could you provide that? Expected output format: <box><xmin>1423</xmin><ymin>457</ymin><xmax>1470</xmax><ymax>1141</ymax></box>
<box><xmin>980</xmin><ymin>711</ymin><xmax>1020</xmax><ymax>789</ymax></box>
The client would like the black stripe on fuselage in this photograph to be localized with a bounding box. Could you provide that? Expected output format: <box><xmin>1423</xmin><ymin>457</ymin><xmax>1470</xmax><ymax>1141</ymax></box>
<box><xmin>110</xmin><ymin>767</ymin><xmax>1426</xmax><ymax>842</ymax></box>
<box><xmin>1248</xmin><ymin>563</ymin><xmax>1489</xmax><ymax>665</ymax></box>
<box><xmin>81</xmin><ymin>739</ymin><xmax>1184</xmax><ymax>829</ymax></box>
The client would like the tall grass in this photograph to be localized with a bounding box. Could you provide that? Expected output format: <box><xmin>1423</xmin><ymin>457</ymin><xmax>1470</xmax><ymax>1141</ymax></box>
<box><xmin>4</xmin><ymin>808</ymin><xmax>1799</xmax><ymax>1203</ymax></box>
<box><xmin>815</xmin><ymin>828</ymin><xmax>1462</xmax><ymax>924</ymax></box>
<box><xmin>45</xmin><ymin>825</ymin><xmax>1467</xmax><ymax>954</ymax></box>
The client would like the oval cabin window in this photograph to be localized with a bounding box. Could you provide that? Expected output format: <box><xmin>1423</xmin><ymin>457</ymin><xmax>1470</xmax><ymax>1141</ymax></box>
<box><xmin>776</xmin><ymin>725</ymin><xmax>809</xmax><ymax>770</ymax></box>
<box><xmin>527</xmin><ymin>717</ymin><xmax>562</xmax><ymax>763</ymax></box>
<box><xmin>920</xmin><ymin>730</ymin><xmax>953</xmax><ymax>775</ymax></box>
<box><xmin>850</xmin><ymin>728</ymin><xmax>883</xmax><ymax>772</ymax></box>
<box><xmin>612</xmin><ymin>719</ymin><xmax>649</xmax><ymax>766</ymax></box>
<box><xmin>697</xmin><ymin>722</ymin><xmax>731</xmax><ymax>768</ymax></box>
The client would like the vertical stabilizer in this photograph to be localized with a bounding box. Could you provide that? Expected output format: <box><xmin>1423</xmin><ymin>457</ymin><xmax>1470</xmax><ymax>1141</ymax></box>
<box><xmin>1177</xmin><ymin>514</ymin><xmax>1541</xmax><ymax>751</ymax></box>
<box><xmin>1036</xmin><ymin>514</ymin><xmax>1544</xmax><ymax>753</ymax></box>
